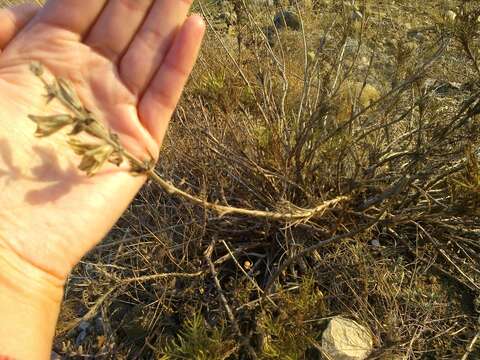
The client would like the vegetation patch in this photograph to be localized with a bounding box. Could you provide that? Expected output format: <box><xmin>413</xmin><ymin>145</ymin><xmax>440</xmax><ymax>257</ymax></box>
<box><xmin>2</xmin><ymin>0</ymin><xmax>479</xmax><ymax>358</ymax></box>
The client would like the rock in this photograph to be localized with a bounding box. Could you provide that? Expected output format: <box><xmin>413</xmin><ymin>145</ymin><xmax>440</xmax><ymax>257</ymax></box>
<box><xmin>75</xmin><ymin>330</ymin><xmax>87</xmax><ymax>346</ymax></box>
<box><xmin>446</xmin><ymin>10</ymin><xmax>457</xmax><ymax>22</ymax></box>
<box><xmin>78</xmin><ymin>320</ymin><xmax>90</xmax><ymax>332</ymax></box>
<box><xmin>343</xmin><ymin>37</ymin><xmax>372</xmax><ymax>59</ymax></box>
<box><xmin>407</xmin><ymin>28</ymin><xmax>427</xmax><ymax>42</ymax></box>
<box><xmin>351</xmin><ymin>9</ymin><xmax>363</xmax><ymax>21</ymax></box>
<box><xmin>371</xmin><ymin>239</ymin><xmax>381</xmax><ymax>247</ymax></box>
<box><xmin>344</xmin><ymin>37</ymin><xmax>360</xmax><ymax>52</ymax></box>
<box><xmin>322</xmin><ymin>316</ymin><xmax>373</xmax><ymax>360</ymax></box>
<box><xmin>423</xmin><ymin>78</ymin><xmax>463</xmax><ymax>96</ymax></box>
<box><xmin>273</xmin><ymin>10</ymin><xmax>301</xmax><ymax>31</ymax></box>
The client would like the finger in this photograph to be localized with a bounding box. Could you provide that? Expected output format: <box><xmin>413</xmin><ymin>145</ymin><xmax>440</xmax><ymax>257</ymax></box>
<box><xmin>34</xmin><ymin>0</ymin><xmax>107</xmax><ymax>36</ymax></box>
<box><xmin>85</xmin><ymin>0</ymin><xmax>153</xmax><ymax>61</ymax></box>
<box><xmin>120</xmin><ymin>0</ymin><xmax>193</xmax><ymax>97</ymax></box>
<box><xmin>139</xmin><ymin>15</ymin><xmax>205</xmax><ymax>144</ymax></box>
<box><xmin>0</xmin><ymin>3</ymin><xmax>39</xmax><ymax>50</ymax></box>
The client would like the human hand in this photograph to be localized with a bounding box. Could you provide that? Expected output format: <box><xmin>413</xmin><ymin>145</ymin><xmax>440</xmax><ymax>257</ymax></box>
<box><xmin>0</xmin><ymin>1</ymin><xmax>204</xmax><ymax>358</ymax></box>
<box><xmin>0</xmin><ymin>0</ymin><xmax>204</xmax><ymax>280</ymax></box>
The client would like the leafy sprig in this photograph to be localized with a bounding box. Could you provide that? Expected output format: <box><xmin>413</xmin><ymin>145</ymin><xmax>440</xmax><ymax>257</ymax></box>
<box><xmin>28</xmin><ymin>61</ymin><xmax>347</xmax><ymax>221</ymax></box>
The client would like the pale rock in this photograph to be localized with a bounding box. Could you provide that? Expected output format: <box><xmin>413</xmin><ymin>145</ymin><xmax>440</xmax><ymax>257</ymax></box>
<box><xmin>446</xmin><ymin>10</ymin><xmax>457</xmax><ymax>22</ymax></box>
<box><xmin>371</xmin><ymin>239</ymin><xmax>381</xmax><ymax>247</ymax></box>
<box><xmin>322</xmin><ymin>316</ymin><xmax>373</xmax><ymax>360</ymax></box>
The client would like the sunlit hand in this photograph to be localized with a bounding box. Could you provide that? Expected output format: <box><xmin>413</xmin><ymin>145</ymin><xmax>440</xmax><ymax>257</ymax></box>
<box><xmin>0</xmin><ymin>0</ymin><xmax>204</xmax><ymax>279</ymax></box>
<box><xmin>0</xmin><ymin>1</ymin><xmax>205</xmax><ymax>358</ymax></box>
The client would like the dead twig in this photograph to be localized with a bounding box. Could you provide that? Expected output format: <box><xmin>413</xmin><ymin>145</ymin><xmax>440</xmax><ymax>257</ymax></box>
<box><xmin>204</xmin><ymin>239</ymin><xmax>257</xmax><ymax>359</ymax></box>
<box><xmin>59</xmin><ymin>271</ymin><xmax>204</xmax><ymax>336</ymax></box>
<box><xmin>461</xmin><ymin>316</ymin><xmax>480</xmax><ymax>360</ymax></box>
<box><xmin>264</xmin><ymin>213</ymin><xmax>384</xmax><ymax>293</ymax></box>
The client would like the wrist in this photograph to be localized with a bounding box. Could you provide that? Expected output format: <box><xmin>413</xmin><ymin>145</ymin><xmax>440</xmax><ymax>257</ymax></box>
<box><xmin>0</xmin><ymin>245</ymin><xmax>64</xmax><ymax>360</ymax></box>
<box><xmin>0</xmin><ymin>244</ymin><xmax>64</xmax><ymax>302</ymax></box>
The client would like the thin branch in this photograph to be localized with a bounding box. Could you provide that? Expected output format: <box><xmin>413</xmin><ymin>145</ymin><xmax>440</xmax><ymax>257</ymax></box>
<box><xmin>29</xmin><ymin>62</ymin><xmax>349</xmax><ymax>222</ymax></box>
<box><xmin>204</xmin><ymin>240</ymin><xmax>257</xmax><ymax>359</ymax></box>
<box><xmin>58</xmin><ymin>271</ymin><xmax>204</xmax><ymax>336</ymax></box>
<box><xmin>264</xmin><ymin>214</ymin><xmax>384</xmax><ymax>293</ymax></box>
<box><xmin>461</xmin><ymin>319</ymin><xmax>480</xmax><ymax>360</ymax></box>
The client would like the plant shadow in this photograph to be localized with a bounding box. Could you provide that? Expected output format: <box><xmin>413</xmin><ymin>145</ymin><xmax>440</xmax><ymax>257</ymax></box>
<box><xmin>0</xmin><ymin>138</ymin><xmax>86</xmax><ymax>205</ymax></box>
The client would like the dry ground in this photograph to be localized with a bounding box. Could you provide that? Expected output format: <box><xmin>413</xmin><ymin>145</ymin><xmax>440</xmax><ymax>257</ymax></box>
<box><xmin>1</xmin><ymin>0</ymin><xmax>480</xmax><ymax>359</ymax></box>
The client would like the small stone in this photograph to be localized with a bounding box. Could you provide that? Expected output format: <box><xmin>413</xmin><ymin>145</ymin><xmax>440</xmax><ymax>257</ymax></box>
<box><xmin>446</xmin><ymin>10</ymin><xmax>456</xmax><ymax>22</ymax></box>
<box><xmin>371</xmin><ymin>239</ymin><xmax>381</xmax><ymax>247</ymax></box>
<box><xmin>78</xmin><ymin>320</ymin><xmax>90</xmax><ymax>332</ymax></box>
<box><xmin>322</xmin><ymin>316</ymin><xmax>373</xmax><ymax>360</ymax></box>
<box><xmin>351</xmin><ymin>10</ymin><xmax>363</xmax><ymax>21</ymax></box>
<box><xmin>407</xmin><ymin>29</ymin><xmax>426</xmax><ymax>42</ymax></box>
<box><xmin>273</xmin><ymin>10</ymin><xmax>301</xmax><ymax>31</ymax></box>
<box><xmin>344</xmin><ymin>37</ymin><xmax>360</xmax><ymax>54</ymax></box>
<box><xmin>75</xmin><ymin>330</ymin><xmax>87</xmax><ymax>346</ymax></box>
<box><xmin>423</xmin><ymin>79</ymin><xmax>462</xmax><ymax>96</ymax></box>
<box><xmin>359</xmin><ymin>56</ymin><xmax>370</xmax><ymax>67</ymax></box>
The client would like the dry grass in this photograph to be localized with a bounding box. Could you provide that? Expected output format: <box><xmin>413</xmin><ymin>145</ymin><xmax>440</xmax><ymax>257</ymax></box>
<box><xmin>2</xmin><ymin>0</ymin><xmax>480</xmax><ymax>359</ymax></box>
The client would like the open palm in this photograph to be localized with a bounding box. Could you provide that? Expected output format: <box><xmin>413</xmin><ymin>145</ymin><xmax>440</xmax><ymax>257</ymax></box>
<box><xmin>0</xmin><ymin>1</ymin><xmax>204</xmax><ymax>281</ymax></box>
